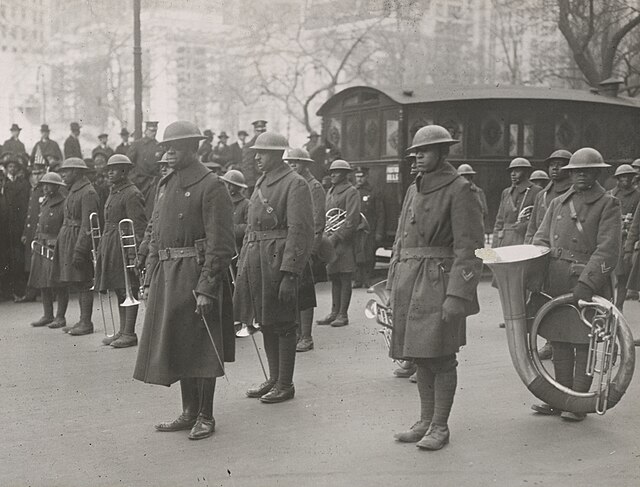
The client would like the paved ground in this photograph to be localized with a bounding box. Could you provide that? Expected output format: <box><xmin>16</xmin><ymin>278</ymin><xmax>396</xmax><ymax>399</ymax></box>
<box><xmin>1</xmin><ymin>280</ymin><xmax>640</xmax><ymax>487</ymax></box>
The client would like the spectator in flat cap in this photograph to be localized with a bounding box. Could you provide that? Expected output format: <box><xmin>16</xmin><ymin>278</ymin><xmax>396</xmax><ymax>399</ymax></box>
<box><xmin>92</xmin><ymin>133</ymin><xmax>114</xmax><ymax>160</ymax></box>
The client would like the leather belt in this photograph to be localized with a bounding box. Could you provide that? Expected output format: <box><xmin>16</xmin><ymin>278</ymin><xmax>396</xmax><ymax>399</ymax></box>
<box><xmin>63</xmin><ymin>218</ymin><xmax>81</xmax><ymax>228</ymax></box>
<box><xmin>400</xmin><ymin>246</ymin><xmax>454</xmax><ymax>260</ymax></box>
<box><xmin>549</xmin><ymin>247</ymin><xmax>590</xmax><ymax>264</ymax></box>
<box><xmin>158</xmin><ymin>247</ymin><xmax>197</xmax><ymax>261</ymax></box>
<box><xmin>104</xmin><ymin>222</ymin><xmax>119</xmax><ymax>231</ymax></box>
<box><xmin>246</xmin><ymin>229</ymin><xmax>288</xmax><ymax>242</ymax></box>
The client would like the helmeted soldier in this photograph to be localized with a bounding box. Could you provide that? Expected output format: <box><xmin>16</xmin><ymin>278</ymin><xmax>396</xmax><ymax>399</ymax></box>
<box><xmin>27</xmin><ymin>172</ymin><xmax>70</xmax><ymax>328</ymax></box>
<box><xmin>316</xmin><ymin>159</ymin><xmax>361</xmax><ymax>328</ymax></box>
<box><xmin>115</xmin><ymin>128</ymin><xmax>131</xmax><ymax>155</ymax></box>
<box><xmin>3</xmin><ymin>123</ymin><xmax>27</xmax><ymax>158</ymax></box>
<box><xmin>531</xmin><ymin>148</ymin><xmax>621</xmax><ymax>422</ymax></box>
<box><xmin>284</xmin><ymin>147</ymin><xmax>326</xmax><ymax>352</ymax></box>
<box><xmin>457</xmin><ymin>163</ymin><xmax>488</xmax><ymax>233</ymax></box>
<box><xmin>64</xmin><ymin>122</ymin><xmax>83</xmax><ymax>159</ymax></box>
<box><xmin>607</xmin><ymin>163</ymin><xmax>640</xmax><ymax>310</ymax></box>
<box><xmin>30</xmin><ymin>125</ymin><xmax>62</xmax><ymax>166</ymax></box>
<box><xmin>234</xmin><ymin>132</ymin><xmax>314</xmax><ymax>403</ymax></box>
<box><xmin>240</xmin><ymin>120</ymin><xmax>268</xmax><ymax>195</ymax></box>
<box><xmin>353</xmin><ymin>166</ymin><xmax>385</xmax><ymax>288</ymax></box>
<box><xmin>134</xmin><ymin>121</ymin><xmax>235</xmax><ymax>440</ymax></box>
<box><xmin>530</xmin><ymin>170</ymin><xmax>550</xmax><ymax>188</ymax></box>
<box><xmin>95</xmin><ymin>155</ymin><xmax>147</xmax><ymax>348</ymax></box>
<box><xmin>219</xmin><ymin>169</ymin><xmax>249</xmax><ymax>253</ymax></box>
<box><xmin>127</xmin><ymin>121</ymin><xmax>163</xmax><ymax>219</ymax></box>
<box><xmin>389</xmin><ymin>125</ymin><xmax>484</xmax><ymax>450</ymax></box>
<box><xmin>51</xmin><ymin>157</ymin><xmax>101</xmax><ymax>335</ymax></box>
<box><xmin>92</xmin><ymin>133</ymin><xmax>114</xmax><ymax>161</ymax></box>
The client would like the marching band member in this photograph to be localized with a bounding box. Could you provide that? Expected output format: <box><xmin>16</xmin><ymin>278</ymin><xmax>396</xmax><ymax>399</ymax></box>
<box><xmin>95</xmin><ymin>155</ymin><xmax>147</xmax><ymax>348</ymax></box>
<box><xmin>390</xmin><ymin>125</ymin><xmax>483</xmax><ymax>450</ymax></box>
<box><xmin>234</xmin><ymin>132</ymin><xmax>314</xmax><ymax>403</ymax></box>
<box><xmin>51</xmin><ymin>158</ymin><xmax>100</xmax><ymax>335</ymax></box>
<box><xmin>28</xmin><ymin>172</ymin><xmax>69</xmax><ymax>329</ymax></box>
<box><xmin>316</xmin><ymin>159</ymin><xmax>360</xmax><ymax>328</ymax></box>
<box><xmin>134</xmin><ymin>121</ymin><xmax>235</xmax><ymax>440</ymax></box>
<box><xmin>531</xmin><ymin>148</ymin><xmax>620</xmax><ymax>422</ymax></box>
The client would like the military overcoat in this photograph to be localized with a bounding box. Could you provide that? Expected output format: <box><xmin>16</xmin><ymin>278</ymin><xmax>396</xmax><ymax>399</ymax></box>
<box><xmin>387</xmin><ymin>162</ymin><xmax>484</xmax><ymax>359</ymax></box>
<box><xmin>28</xmin><ymin>192</ymin><xmax>65</xmax><ymax>288</ymax></box>
<box><xmin>51</xmin><ymin>177</ymin><xmax>100</xmax><ymax>283</ymax></box>
<box><xmin>127</xmin><ymin>136</ymin><xmax>162</xmax><ymax>218</ymax></box>
<box><xmin>134</xmin><ymin>161</ymin><xmax>235</xmax><ymax>386</ymax></box>
<box><xmin>492</xmin><ymin>180</ymin><xmax>541</xmax><ymax>247</ymax></box>
<box><xmin>22</xmin><ymin>184</ymin><xmax>44</xmax><ymax>271</ymax></box>
<box><xmin>525</xmin><ymin>179</ymin><xmax>572</xmax><ymax>243</ymax></box>
<box><xmin>325</xmin><ymin>180</ymin><xmax>361</xmax><ymax>274</ymax></box>
<box><xmin>356</xmin><ymin>181</ymin><xmax>385</xmax><ymax>264</ymax></box>
<box><xmin>230</xmin><ymin>193</ymin><xmax>249</xmax><ymax>253</ymax></box>
<box><xmin>304</xmin><ymin>172</ymin><xmax>326</xmax><ymax>255</ymax></box>
<box><xmin>95</xmin><ymin>180</ymin><xmax>147</xmax><ymax>291</ymax></box>
<box><xmin>532</xmin><ymin>183</ymin><xmax>621</xmax><ymax>343</ymax></box>
<box><xmin>608</xmin><ymin>185</ymin><xmax>640</xmax><ymax>277</ymax></box>
<box><xmin>233</xmin><ymin>163</ymin><xmax>314</xmax><ymax>328</ymax></box>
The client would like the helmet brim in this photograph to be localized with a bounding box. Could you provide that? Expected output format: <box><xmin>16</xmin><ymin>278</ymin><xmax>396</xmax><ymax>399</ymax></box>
<box><xmin>407</xmin><ymin>139</ymin><xmax>459</xmax><ymax>152</ymax></box>
<box><xmin>160</xmin><ymin>135</ymin><xmax>207</xmax><ymax>145</ymax></box>
<box><xmin>251</xmin><ymin>144</ymin><xmax>289</xmax><ymax>151</ymax></box>
<box><xmin>561</xmin><ymin>162</ymin><xmax>611</xmax><ymax>170</ymax></box>
<box><xmin>284</xmin><ymin>157</ymin><xmax>314</xmax><ymax>163</ymax></box>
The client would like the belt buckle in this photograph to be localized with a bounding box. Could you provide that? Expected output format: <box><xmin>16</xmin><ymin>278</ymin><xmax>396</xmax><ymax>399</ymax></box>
<box><xmin>159</xmin><ymin>248</ymin><xmax>170</xmax><ymax>260</ymax></box>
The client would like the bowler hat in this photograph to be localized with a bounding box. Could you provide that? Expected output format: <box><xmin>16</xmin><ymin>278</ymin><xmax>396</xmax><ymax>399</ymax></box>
<box><xmin>252</xmin><ymin>120</ymin><xmax>267</xmax><ymax>128</ymax></box>
<box><xmin>40</xmin><ymin>124</ymin><xmax>50</xmax><ymax>132</ymax></box>
<box><xmin>70</xmin><ymin>122</ymin><xmax>81</xmax><ymax>131</ymax></box>
<box><xmin>203</xmin><ymin>129</ymin><xmax>214</xmax><ymax>138</ymax></box>
<box><xmin>145</xmin><ymin>121</ymin><xmax>159</xmax><ymax>129</ymax></box>
<box><xmin>120</xmin><ymin>128</ymin><xmax>130</xmax><ymax>137</ymax></box>
<box><xmin>218</xmin><ymin>131</ymin><xmax>229</xmax><ymax>139</ymax></box>
<box><xmin>238</xmin><ymin>130</ymin><xmax>249</xmax><ymax>137</ymax></box>
<box><xmin>10</xmin><ymin>123</ymin><xmax>21</xmax><ymax>132</ymax></box>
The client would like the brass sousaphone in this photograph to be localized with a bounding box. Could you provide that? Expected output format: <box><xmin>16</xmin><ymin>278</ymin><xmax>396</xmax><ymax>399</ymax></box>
<box><xmin>478</xmin><ymin>244</ymin><xmax>635</xmax><ymax>415</ymax></box>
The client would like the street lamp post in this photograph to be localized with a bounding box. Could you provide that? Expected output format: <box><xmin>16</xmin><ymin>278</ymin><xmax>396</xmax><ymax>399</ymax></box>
<box><xmin>133</xmin><ymin>0</ymin><xmax>142</xmax><ymax>139</ymax></box>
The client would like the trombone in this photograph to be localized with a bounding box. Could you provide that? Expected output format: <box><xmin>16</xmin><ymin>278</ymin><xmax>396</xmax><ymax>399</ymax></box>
<box><xmin>325</xmin><ymin>208</ymin><xmax>346</xmax><ymax>233</ymax></box>
<box><xmin>118</xmin><ymin>219</ymin><xmax>141</xmax><ymax>307</ymax></box>
<box><xmin>89</xmin><ymin>212</ymin><xmax>117</xmax><ymax>337</ymax></box>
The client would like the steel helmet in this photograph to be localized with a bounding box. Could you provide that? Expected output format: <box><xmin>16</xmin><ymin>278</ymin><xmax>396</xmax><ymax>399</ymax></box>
<box><xmin>60</xmin><ymin>157</ymin><xmax>88</xmax><ymax>170</ymax></box>
<box><xmin>38</xmin><ymin>172</ymin><xmax>65</xmax><ymax>186</ymax></box>
<box><xmin>508</xmin><ymin>157</ymin><xmax>532</xmax><ymax>170</ymax></box>
<box><xmin>284</xmin><ymin>147</ymin><xmax>313</xmax><ymax>163</ymax></box>
<box><xmin>530</xmin><ymin>170</ymin><xmax>549</xmax><ymax>181</ymax></box>
<box><xmin>329</xmin><ymin>159</ymin><xmax>353</xmax><ymax>172</ymax></box>
<box><xmin>408</xmin><ymin>125</ymin><xmax>459</xmax><ymax>151</ymax></box>
<box><xmin>544</xmin><ymin>149</ymin><xmax>572</xmax><ymax>163</ymax></box>
<box><xmin>562</xmin><ymin>147</ymin><xmax>610</xmax><ymax>170</ymax></box>
<box><xmin>614</xmin><ymin>164</ymin><xmax>636</xmax><ymax>177</ymax></box>
<box><xmin>220</xmin><ymin>169</ymin><xmax>248</xmax><ymax>189</ymax></box>
<box><xmin>631</xmin><ymin>158</ymin><xmax>640</xmax><ymax>168</ymax></box>
<box><xmin>161</xmin><ymin>121</ymin><xmax>206</xmax><ymax>144</ymax></box>
<box><xmin>457</xmin><ymin>163</ymin><xmax>476</xmax><ymax>175</ymax></box>
<box><xmin>251</xmin><ymin>132</ymin><xmax>289</xmax><ymax>151</ymax></box>
<box><xmin>106</xmin><ymin>154</ymin><xmax>133</xmax><ymax>167</ymax></box>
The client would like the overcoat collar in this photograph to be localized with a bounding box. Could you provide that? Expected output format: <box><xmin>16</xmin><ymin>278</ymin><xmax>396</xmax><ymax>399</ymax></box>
<box><xmin>559</xmin><ymin>182</ymin><xmax>606</xmax><ymax>205</ymax></box>
<box><xmin>256</xmin><ymin>162</ymin><xmax>292</xmax><ymax>187</ymax></box>
<box><xmin>230</xmin><ymin>192</ymin><xmax>246</xmax><ymax>204</ymax></box>
<box><xmin>510</xmin><ymin>180</ymin><xmax>533</xmax><ymax>195</ymax></box>
<box><xmin>161</xmin><ymin>160</ymin><xmax>211</xmax><ymax>189</ymax></box>
<box><xmin>69</xmin><ymin>177</ymin><xmax>91</xmax><ymax>193</ymax></box>
<box><xmin>611</xmin><ymin>186</ymin><xmax>637</xmax><ymax>198</ymax></box>
<box><xmin>417</xmin><ymin>161</ymin><xmax>460</xmax><ymax>194</ymax></box>
<box><xmin>329</xmin><ymin>180</ymin><xmax>353</xmax><ymax>196</ymax></box>
<box><xmin>43</xmin><ymin>192</ymin><xmax>65</xmax><ymax>207</ymax></box>
<box><xmin>110</xmin><ymin>180</ymin><xmax>134</xmax><ymax>194</ymax></box>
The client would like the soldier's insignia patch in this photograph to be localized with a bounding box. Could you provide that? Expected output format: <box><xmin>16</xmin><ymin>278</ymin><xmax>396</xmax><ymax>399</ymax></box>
<box><xmin>601</xmin><ymin>262</ymin><xmax>611</xmax><ymax>274</ymax></box>
<box><xmin>462</xmin><ymin>270</ymin><xmax>474</xmax><ymax>282</ymax></box>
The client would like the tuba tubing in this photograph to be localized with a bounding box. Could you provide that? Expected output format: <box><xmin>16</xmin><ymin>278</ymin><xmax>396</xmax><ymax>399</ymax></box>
<box><xmin>478</xmin><ymin>244</ymin><xmax>635</xmax><ymax>415</ymax></box>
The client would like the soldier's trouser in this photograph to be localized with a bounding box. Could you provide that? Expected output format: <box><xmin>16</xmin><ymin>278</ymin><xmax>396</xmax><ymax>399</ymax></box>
<box><xmin>263</xmin><ymin>324</ymin><xmax>297</xmax><ymax>387</ymax></box>
<box><xmin>197</xmin><ymin>378</ymin><xmax>216</xmax><ymax>419</ymax></box>
<box><xmin>114</xmin><ymin>288</ymin><xmax>138</xmax><ymax>336</ymax></box>
<box><xmin>75</xmin><ymin>284</ymin><xmax>94</xmax><ymax>325</ymax></box>
<box><xmin>414</xmin><ymin>355</ymin><xmax>458</xmax><ymax>426</ymax></box>
<box><xmin>41</xmin><ymin>288</ymin><xmax>69</xmax><ymax>319</ymax></box>
<box><xmin>615</xmin><ymin>274</ymin><xmax>628</xmax><ymax>311</ymax></box>
<box><xmin>298</xmin><ymin>308</ymin><xmax>314</xmax><ymax>339</ymax></box>
<box><xmin>329</xmin><ymin>272</ymin><xmax>353</xmax><ymax>317</ymax></box>
<box><xmin>551</xmin><ymin>342</ymin><xmax>593</xmax><ymax>393</ymax></box>
<box><xmin>180</xmin><ymin>378</ymin><xmax>199</xmax><ymax>417</ymax></box>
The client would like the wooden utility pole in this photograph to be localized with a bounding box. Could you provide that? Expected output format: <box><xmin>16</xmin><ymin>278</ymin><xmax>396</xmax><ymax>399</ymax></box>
<box><xmin>133</xmin><ymin>0</ymin><xmax>142</xmax><ymax>139</ymax></box>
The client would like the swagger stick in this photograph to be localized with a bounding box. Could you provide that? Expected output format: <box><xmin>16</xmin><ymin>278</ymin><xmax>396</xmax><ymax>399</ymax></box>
<box><xmin>192</xmin><ymin>290</ymin><xmax>229</xmax><ymax>383</ymax></box>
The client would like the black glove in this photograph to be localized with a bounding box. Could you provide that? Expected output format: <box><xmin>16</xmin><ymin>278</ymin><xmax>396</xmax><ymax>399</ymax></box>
<box><xmin>573</xmin><ymin>282</ymin><xmax>593</xmax><ymax>303</ymax></box>
<box><xmin>441</xmin><ymin>295</ymin><xmax>467</xmax><ymax>323</ymax></box>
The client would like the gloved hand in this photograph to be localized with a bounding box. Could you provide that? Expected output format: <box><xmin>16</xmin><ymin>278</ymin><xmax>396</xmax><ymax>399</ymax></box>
<box><xmin>195</xmin><ymin>293</ymin><xmax>215</xmax><ymax>319</ymax></box>
<box><xmin>573</xmin><ymin>282</ymin><xmax>593</xmax><ymax>303</ymax></box>
<box><xmin>278</xmin><ymin>273</ymin><xmax>298</xmax><ymax>304</ymax></box>
<box><xmin>441</xmin><ymin>295</ymin><xmax>467</xmax><ymax>323</ymax></box>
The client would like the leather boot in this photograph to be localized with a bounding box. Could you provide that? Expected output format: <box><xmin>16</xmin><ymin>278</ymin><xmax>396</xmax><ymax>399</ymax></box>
<box><xmin>315</xmin><ymin>312</ymin><xmax>337</xmax><ymax>326</ymax></box>
<box><xmin>189</xmin><ymin>378</ymin><xmax>216</xmax><ymax>440</ymax></box>
<box><xmin>317</xmin><ymin>278</ymin><xmax>341</xmax><ymax>325</ymax></box>
<box><xmin>111</xmin><ymin>305</ymin><xmax>138</xmax><ymax>348</ymax></box>
<box><xmin>394</xmin><ymin>420</ymin><xmax>430</xmax><ymax>443</ymax></box>
<box><xmin>416</xmin><ymin>424</ymin><xmax>450</xmax><ymax>450</ymax></box>
<box><xmin>296</xmin><ymin>308</ymin><xmax>314</xmax><ymax>352</ymax></box>
<box><xmin>49</xmin><ymin>287</ymin><xmax>69</xmax><ymax>329</ymax></box>
<box><xmin>31</xmin><ymin>289</ymin><xmax>54</xmax><ymax>327</ymax></box>
<box><xmin>247</xmin><ymin>331</ymin><xmax>279</xmax><ymax>398</ymax></box>
<box><xmin>261</xmin><ymin>332</ymin><xmax>296</xmax><ymax>404</ymax></box>
<box><xmin>104</xmin><ymin>306</ymin><xmax>125</xmax><ymax>346</ymax></box>
<box><xmin>246</xmin><ymin>379</ymin><xmax>276</xmax><ymax>398</ymax></box>
<box><xmin>68</xmin><ymin>291</ymin><xmax>94</xmax><ymax>335</ymax></box>
<box><xmin>155</xmin><ymin>378</ymin><xmax>199</xmax><ymax>431</ymax></box>
<box><xmin>393</xmin><ymin>362</ymin><xmax>417</xmax><ymax>378</ymax></box>
<box><xmin>330</xmin><ymin>314</ymin><xmax>349</xmax><ymax>327</ymax></box>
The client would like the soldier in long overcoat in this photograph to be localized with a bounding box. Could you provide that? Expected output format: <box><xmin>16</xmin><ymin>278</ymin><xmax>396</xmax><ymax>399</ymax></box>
<box><xmin>27</xmin><ymin>172</ymin><xmax>69</xmax><ymax>328</ymax></box>
<box><xmin>51</xmin><ymin>158</ymin><xmax>101</xmax><ymax>335</ymax></box>
<box><xmin>95</xmin><ymin>155</ymin><xmax>147</xmax><ymax>348</ymax></box>
<box><xmin>127</xmin><ymin>121</ymin><xmax>163</xmax><ymax>219</ymax></box>
<box><xmin>234</xmin><ymin>132</ymin><xmax>314</xmax><ymax>403</ymax></box>
<box><xmin>239</xmin><ymin>120</ymin><xmax>268</xmax><ymax>195</ymax></box>
<box><xmin>389</xmin><ymin>126</ymin><xmax>483</xmax><ymax>451</ymax></box>
<box><xmin>531</xmin><ymin>148</ymin><xmax>620</xmax><ymax>422</ymax></box>
<box><xmin>607</xmin><ymin>164</ymin><xmax>640</xmax><ymax>310</ymax></box>
<box><xmin>492</xmin><ymin>158</ymin><xmax>541</xmax><ymax>248</ymax></box>
<box><xmin>284</xmin><ymin>147</ymin><xmax>326</xmax><ymax>352</ymax></box>
<box><xmin>456</xmin><ymin>164</ymin><xmax>489</xmax><ymax>234</ymax></box>
<box><xmin>315</xmin><ymin>159</ymin><xmax>360</xmax><ymax>328</ymax></box>
<box><xmin>133</xmin><ymin>121</ymin><xmax>235</xmax><ymax>440</ymax></box>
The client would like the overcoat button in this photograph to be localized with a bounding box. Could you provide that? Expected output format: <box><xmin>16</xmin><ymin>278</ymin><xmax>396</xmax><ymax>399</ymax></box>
<box><xmin>178</xmin><ymin>213</ymin><xmax>184</xmax><ymax>219</ymax></box>
<box><xmin>185</xmin><ymin>191</ymin><xmax>191</xmax><ymax>197</ymax></box>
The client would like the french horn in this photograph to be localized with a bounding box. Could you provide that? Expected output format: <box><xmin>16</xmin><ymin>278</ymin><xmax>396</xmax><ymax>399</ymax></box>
<box><xmin>478</xmin><ymin>244</ymin><xmax>635</xmax><ymax>415</ymax></box>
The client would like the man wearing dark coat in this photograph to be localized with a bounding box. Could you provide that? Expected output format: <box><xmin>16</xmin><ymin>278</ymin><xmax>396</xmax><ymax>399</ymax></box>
<box><xmin>389</xmin><ymin>126</ymin><xmax>483</xmax><ymax>450</ymax></box>
<box><xmin>134</xmin><ymin>121</ymin><xmax>235</xmax><ymax>441</ymax></box>
<box><xmin>95</xmin><ymin>155</ymin><xmax>147</xmax><ymax>348</ymax></box>
<box><xmin>304</xmin><ymin>130</ymin><xmax>327</xmax><ymax>183</ymax></box>
<box><xmin>30</xmin><ymin>125</ymin><xmax>62</xmax><ymax>165</ymax></box>
<box><xmin>64</xmin><ymin>122</ymin><xmax>83</xmax><ymax>159</ymax></box>
<box><xmin>316</xmin><ymin>159</ymin><xmax>360</xmax><ymax>328</ymax></box>
<box><xmin>531</xmin><ymin>148</ymin><xmax>621</xmax><ymax>422</ymax></box>
<box><xmin>240</xmin><ymin>120</ymin><xmax>268</xmax><ymax>195</ymax></box>
<box><xmin>51</xmin><ymin>158</ymin><xmax>100</xmax><ymax>335</ymax></box>
<box><xmin>115</xmin><ymin>128</ymin><xmax>131</xmax><ymax>155</ymax></box>
<box><xmin>211</xmin><ymin>132</ymin><xmax>233</xmax><ymax>168</ymax></box>
<box><xmin>197</xmin><ymin>129</ymin><xmax>214</xmax><ymax>162</ymax></box>
<box><xmin>219</xmin><ymin>169</ymin><xmax>249</xmax><ymax>253</ymax></box>
<box><xmin>229</xmin><ymin>130</ymin><xmax>248</xmax><ymax>168</ymax></box>
<box><xmin>92</xmin><ymin>133</ymin><xmax>114</xmax><ymax>161</ymax></box>
<box><xmin>3</xmin><ymin>124</ymin><xmax>27</xmax><ymax>157</ymax></box>
<box><xmin>234</xmin><ymin>132</ymin><xmax>314</xmax><ymax>404</ymax></box>
<box><xmin>127</xmin><ymin>121</ymin><xmax>163</xmax><ymax>219</ymax></box>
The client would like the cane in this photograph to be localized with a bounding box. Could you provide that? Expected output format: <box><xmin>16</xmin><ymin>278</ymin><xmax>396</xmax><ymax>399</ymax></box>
<box><xmin>251</xmin><ymin>328</ymin><xmax>268</xmax><ymax>381</ymax></box>
<box><xmin>192</xmin><ymin>290</ymin><xmax>229</xmax><ymax>383</ymax></box>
